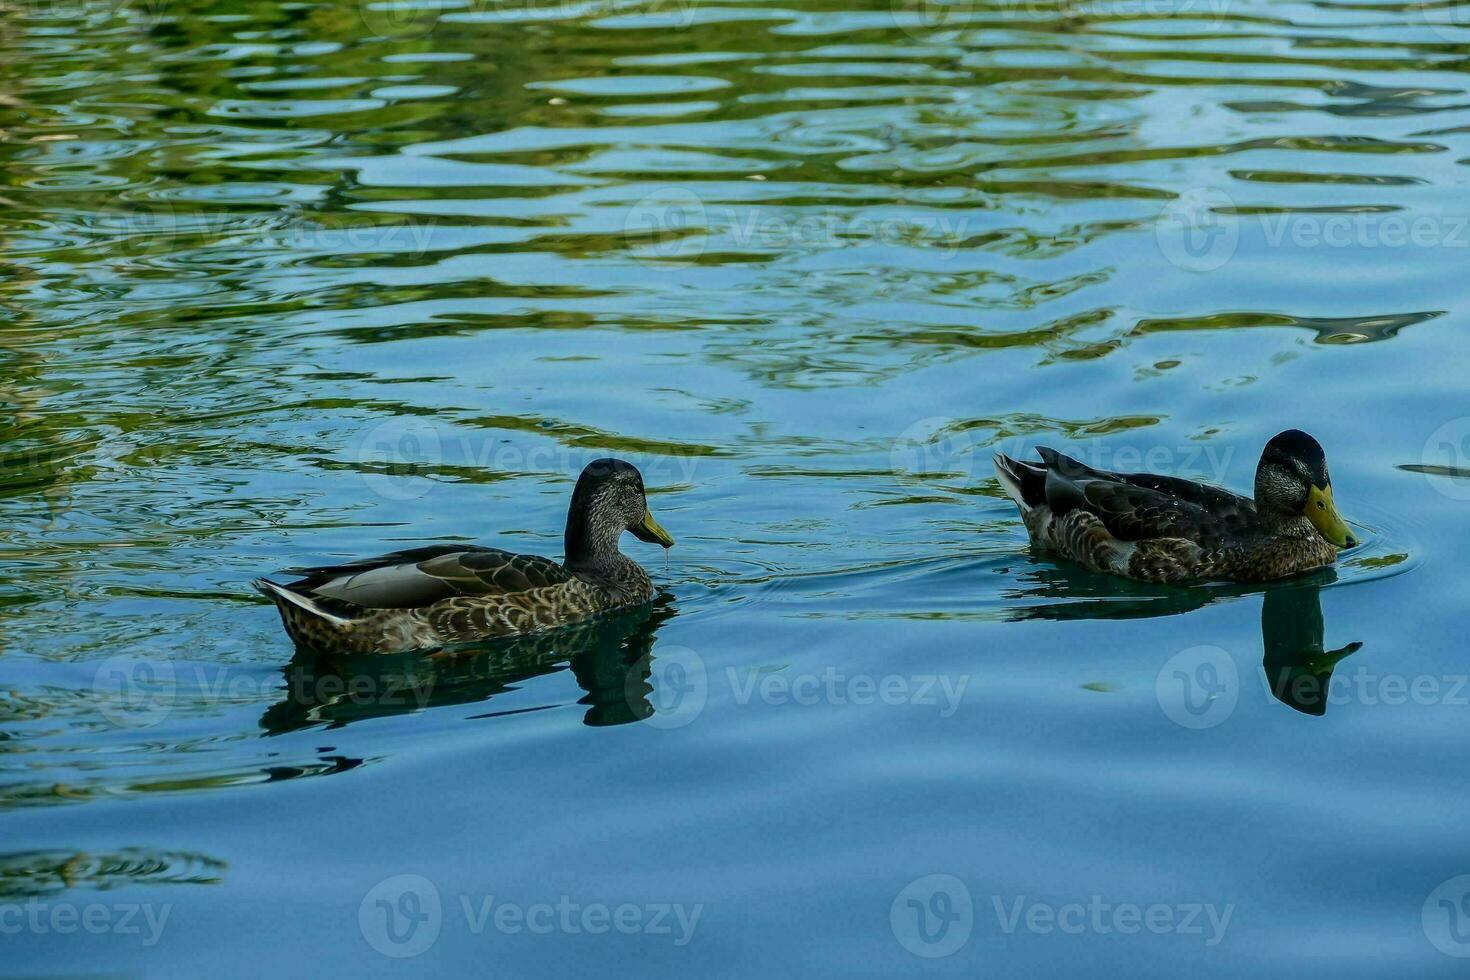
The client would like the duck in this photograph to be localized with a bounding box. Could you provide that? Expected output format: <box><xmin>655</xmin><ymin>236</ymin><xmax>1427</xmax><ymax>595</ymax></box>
<box><xmin>993</xmin><ymin>429</ymin><xmax>1357</xmax><ymax>584</ymax></box>
<box><xmin>254</xmin><ymin>458</ymin><xmax>674</xmax><ymax>654</ymax></box>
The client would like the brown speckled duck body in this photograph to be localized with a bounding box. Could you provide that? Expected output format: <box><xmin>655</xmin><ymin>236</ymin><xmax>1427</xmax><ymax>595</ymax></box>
<box><xmin>993</xmin><ymin>430</ymin><xmax>1357</xmax><ymax>584</ymax></box>
<box><xmin>255</xmin><ymin>458</ymin><xmax>673</xmax><ymax>655</ymax></box>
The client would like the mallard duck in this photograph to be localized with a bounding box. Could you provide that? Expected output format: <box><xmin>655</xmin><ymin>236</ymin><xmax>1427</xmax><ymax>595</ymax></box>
<box><xmin>993</xmin><ymin>429</ymin><xmax>1357</xmax><ymax>583</ymax></box>
<box><xmin>254</xmin><ymin>458</ymin><xmax>674</xmax><ymax>654</ymax></box>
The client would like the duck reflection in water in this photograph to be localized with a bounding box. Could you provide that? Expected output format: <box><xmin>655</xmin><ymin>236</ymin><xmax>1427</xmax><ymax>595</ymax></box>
<box><xmin>1008</xmin><ymin>564</ymin><xmax>1362</xmax><ymax>716</ymax></box>
<box><xmin>1260</xmin><ymin>579</ymin><xmax>1362</xmax><ymax>716</ymax></box>
<box><xmin>260</xmin><ymin>596</ymin><xmax>676</xmax><ymax>736</ymax></box>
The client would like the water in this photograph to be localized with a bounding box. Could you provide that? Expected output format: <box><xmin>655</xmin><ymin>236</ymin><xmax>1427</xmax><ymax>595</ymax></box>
<box><xmin>3</xmin><ymin>0</ymin><xmax>1470</xmax><ymax>974</ymax></box>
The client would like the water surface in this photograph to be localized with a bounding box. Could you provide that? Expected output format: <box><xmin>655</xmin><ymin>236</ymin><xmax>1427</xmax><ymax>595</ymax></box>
<box><xmin>3</xmin><ymin>0</ymin><xmax>1470</xmax><ymax>974</ymax></box>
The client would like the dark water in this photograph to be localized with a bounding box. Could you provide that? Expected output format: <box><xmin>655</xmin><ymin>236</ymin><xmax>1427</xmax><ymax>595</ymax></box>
<box><xmin>3</xmin><ymin>0</ymin><xmax>1470</xmax><ymax>974</ymax></box>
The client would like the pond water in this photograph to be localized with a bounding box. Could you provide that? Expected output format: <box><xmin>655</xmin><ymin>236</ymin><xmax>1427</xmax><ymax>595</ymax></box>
<box><xmin>3</xmin><ymin>0</ymin><xmax>1470</xmax><ymax>974</ymax></box>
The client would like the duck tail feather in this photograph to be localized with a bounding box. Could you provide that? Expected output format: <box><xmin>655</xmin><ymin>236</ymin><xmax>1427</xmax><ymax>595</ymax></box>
<box><xmin>993</xmin><ymin>453</ymin><xmax>1047</xmax><ymax>510</ymax></box>
<box><xmin>1035</xmin><ymin>446</ymin><xmax>1092</xmax><ymax>477</ymax></box>
<box><xmin>253</xmin><ymin>578</ymin><xmax>353</xmax><ymax>628</ymax></box>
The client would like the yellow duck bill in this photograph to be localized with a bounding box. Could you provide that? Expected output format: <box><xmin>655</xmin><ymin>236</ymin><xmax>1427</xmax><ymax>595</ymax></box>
<box><xmin>631</xmin><ymin>509</ymin><xmax>674</xmax><ymax>548</ymax></box>
<box><xmin>1306</xmin><ymin>484</ymin><xmax>1356</xmax><ymax>548</ymax></box>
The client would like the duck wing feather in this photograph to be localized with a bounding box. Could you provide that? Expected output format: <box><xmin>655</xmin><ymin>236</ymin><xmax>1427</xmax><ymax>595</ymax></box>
<box><xmin>1036</xmin><ymin>447</ymin><xmax>1256</xmax><ymax>548</ymax></box>
<box><xmin>283</xmin><ymin>545</ymin><xmax>573</xmax><ymax>610</ymax></box>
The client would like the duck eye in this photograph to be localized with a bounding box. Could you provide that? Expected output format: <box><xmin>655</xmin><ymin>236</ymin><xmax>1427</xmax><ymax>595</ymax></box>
<box><xmin>1317</xmin><ymin>500</ymin><xmax>1325</xmax><ymax>509</ymax></box>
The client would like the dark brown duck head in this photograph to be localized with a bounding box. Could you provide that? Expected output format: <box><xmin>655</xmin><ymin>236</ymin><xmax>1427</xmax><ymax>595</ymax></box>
<box><xmin>1253</xmin><ymin>429</ymin><xmax>1357</xmax><ymax>549</ymax></box>
<box><xmin>564</xmin><ymin>458</ymin><xmax>674</xmax><ymax>567</ymax></box>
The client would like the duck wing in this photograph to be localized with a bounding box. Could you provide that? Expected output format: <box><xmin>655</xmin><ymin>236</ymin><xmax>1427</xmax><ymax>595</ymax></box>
<box><xmin>283</xmin><ymin>545</ymin><xmax>574</xmax><ymax>610</ymax></box>
<box><xmin>1036</xmin><ymin>447</ymin><xmax>1255</xmax><ymax>547</ymax></box>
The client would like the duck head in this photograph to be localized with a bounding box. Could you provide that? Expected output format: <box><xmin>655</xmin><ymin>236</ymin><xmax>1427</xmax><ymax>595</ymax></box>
<box><xmin>1253</xmin><ymin>429</ymin><xmax>1356</xmax><ymax>549</ymax></box>
<box><xmin>565</xmin><ymin>458</ymin><xmax>674</xmax><ymax>565</ymax></box>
